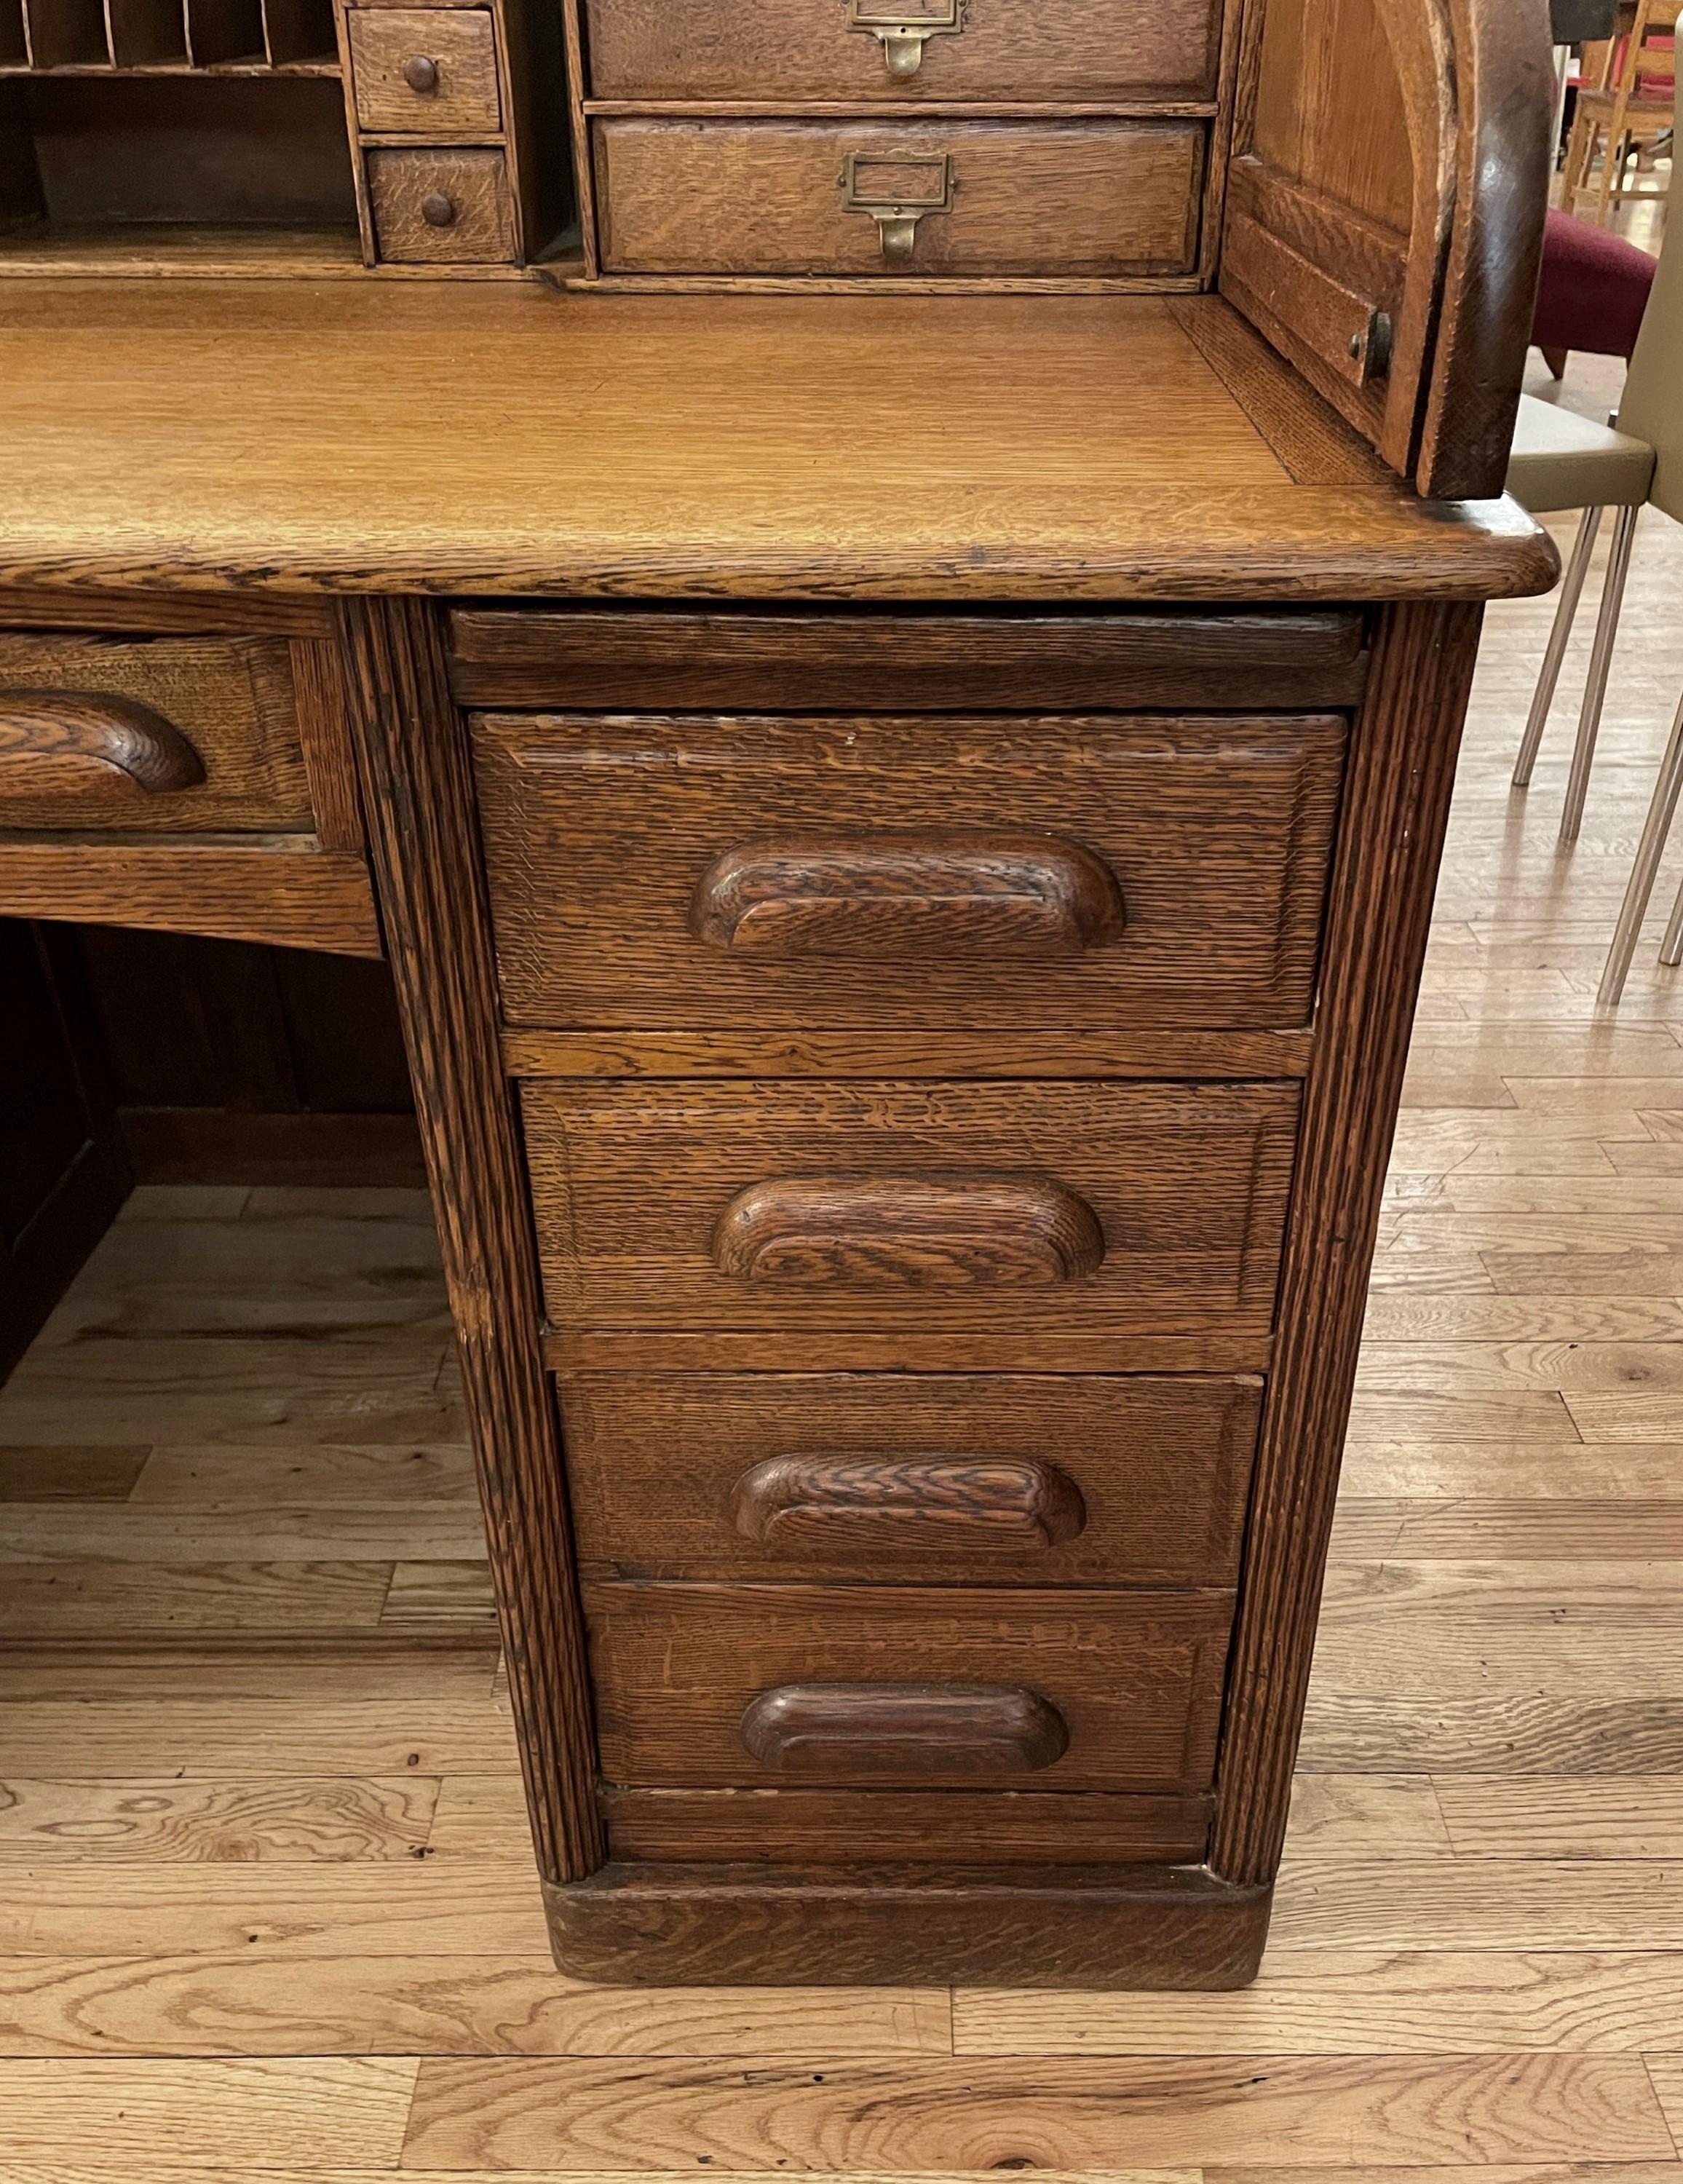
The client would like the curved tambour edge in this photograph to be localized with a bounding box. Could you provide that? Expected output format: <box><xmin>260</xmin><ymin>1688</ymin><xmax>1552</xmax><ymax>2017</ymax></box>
<box><xmin>689</xmin><ymin>832</ymin><xmax>1126</xmax><ymax>960</ymax></box>
<box><xmin>730</xmin><ymin>1454</ymin><xmax>1089</xmax><ymax>1554</ymax></box>
<box><xmin>710</xmin><ymin>1171</ymin><xmax>1107</xmax><ymax>1289</ymax></box>
<box><xmin>0</xmin><ymin>688</ymin><xmax>205</xmax><ymax>803</ymax></box>
<box><xmin>740</xmin><ymin>1681</ymin><xmax>1071</xmax><ymax>1779</ymax></box>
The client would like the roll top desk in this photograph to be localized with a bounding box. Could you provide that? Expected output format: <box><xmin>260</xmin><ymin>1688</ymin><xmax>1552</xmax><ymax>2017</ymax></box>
<box><xmin>0</xmin><ymin>0</ymin><xmax>1558</xmax><ymax>1986</ymax></box>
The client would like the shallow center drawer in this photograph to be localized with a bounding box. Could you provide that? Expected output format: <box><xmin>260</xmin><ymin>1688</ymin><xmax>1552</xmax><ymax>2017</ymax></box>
<box><xmin>586</xmin><ymin>1580</ymin><xmax>1235</xmax><ymax>1792</ymax></box>
<box><xmin>563</xmin><ymin>1369</ymin><xmax>1262</xmax><ymax>1585</ymax></box>
<box><xmin>523</xmin><ymin>1076</ymin><xmax>1298</xmax><ymax>1338</ymax></box>
<box><xmin>0</xmin><ymin>632</ymin><xmax>312</xmax><ymax>833</ymax></box>
<box><xmin>593</xmin><ymin>118</ymin><xmax>1204</xmax><ymax>278</ymax></box>
<box><xmin>474</xmin><ymin>709</ymin><xmax>1346</xmax><ymax>1031</ymax></box>
<box><xmin>583</xmin><ymin>0</ymin><xmax>1223</xmax><ymax>101</ymax></box>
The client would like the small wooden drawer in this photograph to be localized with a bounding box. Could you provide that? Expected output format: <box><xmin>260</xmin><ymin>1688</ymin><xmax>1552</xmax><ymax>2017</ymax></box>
<box><xmin>347</xmin><ymin>7</ymin><xmax>502</xmax><ymax>135</ymax></box>
<box><xmin>0</xmin><ymin>633</ymin><xmax>311</xmax><ymax>833</ymax></box>
<box><xmin>583</xmin><ymin>0</ymin><xmax>1222</xmax><ymax>102</ymax></box>
<box><xmin>593</xmin><ymin>119</ymin><xmax>1204</xmax><ymax>278</ymax></box>
<box><xmin>563</xmin><ymin>1371</ymin><xmax>1261</xmax><ymax>1585</ymax></box>
<box><xmin>587</xmin><ymin>1580</ymin><xmax>1234</xmax><ymax>1792</ymax></box>
<box><xmin>522</xmin><ymin>1077</ymin><xmax>1298</xmax><ymax>1340</ymax></box>
<box><xmin>367</xmin><ymin>145</ymin><xmax>516</xmax><ymax>263</ymax></box>
<box><xmin>473</xmin><ymin>711</ymin><xmax>1347</xmax><ymax>1031</ymax></box>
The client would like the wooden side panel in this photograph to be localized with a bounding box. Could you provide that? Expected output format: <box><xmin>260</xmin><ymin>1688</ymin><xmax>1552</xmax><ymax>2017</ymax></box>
<box><xmin>337</xmin><ymin>596</ymin><xmax>604</xmax><ymax>1887</ymax></box>
<box><xmin>1210</xmin><ymin>599</ymin><xmax>1484</xmax><ymax>1886</ymax></box>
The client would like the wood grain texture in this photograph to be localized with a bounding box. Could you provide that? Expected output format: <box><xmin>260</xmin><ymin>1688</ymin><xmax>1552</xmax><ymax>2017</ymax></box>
<box><xmin>582</xmin><ymin>1580</ymin><xmax>1235</xmax><ymax>1792</ymax></box>
<box><xmin>446</xmin><ymin>604</ymin><xmax>1372</xmax><ymax>711</ymax></box>
<box><xmin>366</xmin><ymin>146</ymin><xmax>516</xmax><ymax>264</ymax></box>
<box><xmin>561</xmin><ymin>1369</ymin><xmax>1261</xmax><ymax>1585</ymax></box>
<box><xmin>600</xmin><ymin>1784</ymin><xmax>1211</xmax><ymax>1865</ymax></box>
<box><xmin>0</xmin><ymin>631</ymin><xmax>309</xmax><ymax>830</ymax></box>
<box><xmin>336</xmin><ymin>596</ymin><xmax>601</xmax><ymax>1886</ymax></box>
<box><xmin>503</xmin><ymin>1028</ymin><xmax>1315</xmax><ymax>1079</ymax></box>
<box><xmin>737</xmin><ymin>1681</ymin><xmax>1071</xmax><ymax>1779</ymax></box>
<box><xmin>0</xmin><ymin>586</ymin><xmax>336</xmax><ymax>636</ymax></box>
<box><xmin>0</xmin><ymin>840</ymin><xmax>381</xmax><ymax>956</ymax></box>
<box><xmin>288</xmin><ymin>636</ymin><xmax>365</xmax><ymax>850</ymax></box>
<box><xmin>0</xmin><ymin>285</ymin><xmax>1556</xmax><ymax>601</ymax></box>
<box><xmin>581</xmin><ymin>0</ymin><xmax>1223</xmax><ymax>100</ymax></box>
<box><xmin>594</xmin><ymin>118</ymin><xmax>1203</xmax><ymax>278</ymax></box>
<box><xmin>547</xmin><ymin>1326</ymin><xmax>1273</xmax><ymax>1373</ymax></box>
<box><xmin>473</xmin><ymin>709</ymin><xmax>1347</xmax><ymax>1031</ymax></box>
<box><xmin>0</xmin><ymin>1775</ymin><xmax>437</xmax><ymax>1861</ymax></box>
<box><xmin>0</xmin><ymin>687</ymin><xmax>205</xmax><ymax>802</ymax></box>
<box><xmin>346</xmin><ymin>4</ymin><xmax>502</xmax><ymax>133</ymax></box>
<box><xmin>522</xmin><ymin>1077</ymin><xmax>1299</xmax><ymax>1339</ymax></box>
<box><xmin>403</xmin><ymin>2049</ymin><xmax>1665</xmax><ymax>2161</ymax></box>
<box><xmin>1209</xmin><ymin>601</ymin><xmax>1486</xmax><ymax>1886</ymax></box>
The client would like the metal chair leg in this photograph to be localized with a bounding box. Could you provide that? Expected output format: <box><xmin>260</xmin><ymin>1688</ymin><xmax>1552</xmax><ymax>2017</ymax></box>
<box><xmin>1513</xmin><ymin>506</ymin><xmax>1602</xmax><ymax>788</ymax></box>
<box><xmin>1660</xmin><ymin>866</ymin><xmax>1683</xmax><ymax>970</ymax></box>
<box><xmin>1599</xmin><ymin>684</ymin><xmax>1683</xmax><ymax>1008</ymax></box>
<box><xmin>1560</xmin><ymin>502</ymin><xmax>1639</xmax><ymax>844</ymax></box>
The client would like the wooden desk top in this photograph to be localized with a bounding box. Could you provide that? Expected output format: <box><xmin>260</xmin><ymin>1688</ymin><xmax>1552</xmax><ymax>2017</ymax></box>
<box><xmin>0</xmin><ymin>280</ymin><xmax>1556</xmax><ymax>604</ymax></box>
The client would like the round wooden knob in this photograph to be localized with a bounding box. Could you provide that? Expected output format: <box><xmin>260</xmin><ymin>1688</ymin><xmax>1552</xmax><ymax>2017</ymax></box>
<box><xmin>421</xmin><ymin>191</ymin><xmax>457</xmax><ymax>228</ymax></box>
<box><xmin>402</xmin><ymin>52</ymin><xmax>439</xmax><ymax>91</ymax></box>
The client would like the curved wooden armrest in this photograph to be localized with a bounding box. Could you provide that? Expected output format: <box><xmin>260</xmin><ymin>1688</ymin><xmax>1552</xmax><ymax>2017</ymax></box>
<box><xmin>0</xmin><ymin>689</ymin><xmax>206</xmax><ymax>804</ymax></box>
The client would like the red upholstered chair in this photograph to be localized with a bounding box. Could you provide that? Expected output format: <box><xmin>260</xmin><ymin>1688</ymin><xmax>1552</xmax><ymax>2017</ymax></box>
<box><xmin>1532</xmin><ymin>207</ymin><xmax>1658</xmax><ymax>378</ymax></box>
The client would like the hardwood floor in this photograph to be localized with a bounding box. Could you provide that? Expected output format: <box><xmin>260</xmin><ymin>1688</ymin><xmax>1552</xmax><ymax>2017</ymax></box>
<box><xmin>4</xmin><ymin>378</ymin><xmax>1683</xmax><ymax>2169</ymax></box>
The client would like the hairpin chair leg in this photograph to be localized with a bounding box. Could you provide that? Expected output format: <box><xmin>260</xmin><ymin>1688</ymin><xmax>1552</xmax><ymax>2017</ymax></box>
<box><xmin>1561</xmin><ymin>502</ymin><xmax>1640</xmax><ymax>844</ymax></box>
<box><xmin>1660</xmin><ymin>868</ymin><xmax>1683</xmax><ymax>970</ymax></box>
<box><xmin>1514</xmin><ymin>506</ymin><xmax>1603</xmax><ymax>788</ymax></box>
<box><xmin>1598</xmin><ymin>684</ymin><xmax>1683</xmax><ymax>1008</ymax></box>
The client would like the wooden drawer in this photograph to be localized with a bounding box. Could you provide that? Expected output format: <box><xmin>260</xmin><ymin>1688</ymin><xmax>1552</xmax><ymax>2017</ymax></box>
<box><xmin>587</xmin><ymin>1580</ymin><xmax>1235</xmax><ymax>1792</ymax></box>
<box><xmin>449</xmin><ymin>607</ymin><xmax>1372</xmax><ymax>712</ymax></box>
<box><xmin>593</xmin><ymin>119</ymin><xmax>1205</xmax><ymax>278</ymax></box>
<box><xmin>367</xmin><ymin>146</ymin><xmax>517</xmax><ymax>264</ymax></box>
<box><xmin>474</xmin><ymin>711</ymin><xmax>1347</xmax><ymax>1031</ymax></box>
<box><xmin>563</xmin><ymin>1371</ymin><xmax>1261</xmax><ymax>1584</ymax></box>
<box><xmin>522</xmin><ymin>1078</ymin><xmax>1298</xmax><ymax>1339</ymax></box>
<box><xmin>347</xmin><ymin>7</ymin><xmax>503</xmax><ymax>135</ymax></box>
<box><xmin>583</xmin><ymin>0</ymin><xmax>1222</xmax><ymax>102</ymax></box>
<box><xmin>0</xmin><ymin>633</ymin><xmax>312</xmax><ymax>833</ymax></box>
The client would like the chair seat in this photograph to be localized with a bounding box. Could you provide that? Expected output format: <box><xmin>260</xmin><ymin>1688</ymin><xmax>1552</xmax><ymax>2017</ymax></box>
<box><xmin>1505</xmin><ymin>395</ymin><xmax>1655</xmax><ymax>513</ymax></box>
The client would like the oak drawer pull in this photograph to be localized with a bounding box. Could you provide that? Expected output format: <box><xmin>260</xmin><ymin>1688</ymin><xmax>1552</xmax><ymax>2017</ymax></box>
<box><xmin>0</xmin><ymin>689</ymin><xmax>205</xmax><ymax>804</ymax></box>
<box><xmin>691</xmin><ymin>832</ymin><xmax>1124</xmax><ymax>959</ymax></box>
<box><xmin>402</xmin><ymin>52</ymin><xmax>440</xmax><ymax>90</ymax></box>
<box><xmin>844</xmin><ymin>0</ymin><xmax>966</xmax><ymax>78</ymax></box>
<box><xmin>731</xmin><ymin>1455</ymin><xmax>1088</xmax><ymax>1552</ymax></box>
<box><xmin>711</xmin><ymin>1171</ymin><xmax>1105</xmax><ymax>1289</ymax></box>
<box><xmin>740</xmin><ymin>1682</ymin><xmax>1068</xmax><ymax>1777</ymax></box>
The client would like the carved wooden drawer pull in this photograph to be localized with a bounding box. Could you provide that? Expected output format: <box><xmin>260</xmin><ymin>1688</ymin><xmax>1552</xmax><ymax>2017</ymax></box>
<box><xmin>732</xmin><ymin>1455</ymin><xmax>1088</xmax><ymax>1552</ymax></box>
<box><xmin>691</xmin><ymin>831</ymin><xmax>1124</xmax><ymax>958</ymax></box>
<box><xmin>740</xmin><ymin>1682</ymin><xmax>1069</xmax><ymax>1777</ymax></box>
<box><xmin>0</xmin><ymin>689</ymin><xmax>206</xmax><ymax>804</ymax></box>
<box><xmin>712</xmin><ymin>1171</ymin><xmax>1105</xmax><ymax>1289</ymax></box>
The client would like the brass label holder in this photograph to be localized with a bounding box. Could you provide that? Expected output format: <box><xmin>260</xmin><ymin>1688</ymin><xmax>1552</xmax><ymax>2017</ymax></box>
<box><xmin>838</xmin><ymin>149</ymin><xmax>955</xmax><ymax>261</ymax></box>
<box><xmin>844</xmin><ymin>0</ymin><xmax>966</xmax><ymax>79</ymax></box>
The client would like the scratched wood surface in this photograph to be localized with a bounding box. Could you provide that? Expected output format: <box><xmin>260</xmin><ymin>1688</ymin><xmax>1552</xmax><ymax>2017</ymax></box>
<box><xmin>1</xmin><ymin>355</ymin><xmax>1683</xmax><ymax>2171</ymax></box>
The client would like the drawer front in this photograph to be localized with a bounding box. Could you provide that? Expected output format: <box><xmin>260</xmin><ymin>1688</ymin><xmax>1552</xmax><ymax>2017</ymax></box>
<box><xmin>449</xmin><ymin>607</ymin><xmax>1372</xmax><ymax>713</ymax></box>
<box><xmin>587</xmin><ymin>1580</ymin><xmax>1235</xmax><ymax>1791</ymax></box>
<box><xmin>593</xmin><ymin>119</ymin><xmax>1204</xmax><ymax>277</ymax></box>
<box><xmin>367</xmin><ymin>145</ymin><xmax>516</xmax><ymax>263</ymax></box>
<box><xmin>584</xmin><ymin>0</ymin><xmax>1223</xmax><ymax>101</ymax></box>
<box><xmin>347</xmin><ymin>7</ymin><xmax>502</xmax><ymax>135</ymax></box>
<box><xmin>523</xmin><ymin>1078</ymin><xmax>1298</xmax><ymax>1337</ymax></box>
<box><xmin>474</xmin><ymin>712</ymin><xmax>1347</xmax><ymax>1031</ymax></box>
<box><xmin>563</xmin><ymin>1371</ymin><xmax>1261</xmax><ymax>1584</ymax></box>
<box><xmin>0</xmin><ymin>634</ymin><xmax>311</xmax><ymax>833</ymax></box>
<box><xmin>602</xmin><ymin>1784</ymin><xmax>1211</xmax><ymax>1866</ymax></box>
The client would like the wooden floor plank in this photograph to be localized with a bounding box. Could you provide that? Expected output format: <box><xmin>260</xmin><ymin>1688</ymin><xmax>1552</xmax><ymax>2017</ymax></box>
<box><xmin>1434</xmin><ymin>1776</ymin><xmax>1683</xmax><ymax>1859</ymax></box>
<box><xmin>0</xmin><ymin>1699</ymin><xmax>518</xmax><ymax>1776</ymax></box>
<box><xmin>0</xmin><ymin>1776</ymin><xmax>440</xmax><ymax>1862</ymax></box>
<box><xmin>0</xmin><ymin>1447</ymin><xmax>151</xmax><ymax>1502</ymax></box>
<box><xmin>0</xmin><ymin>1561</ymin><xmax>397</xmax><ymax>1635</ymax></box>
<box><xmin>1299</xmin><ymin>1693</ymin><xmax>1683</xmax><ymax>1774</ymax></box>
<box><xmin>398</xmin><ymin>2054</ymin><xmax>1674</xmax><ymax>2169</ymax></box>
<box><xmin>129</xmin><ymin>1441</ymin><xmax>479</xmax><ymax>1507</ymax></box>
<box><xmin>1270</xmin><ymin>1859</ymin><xmax>1683</xmax><ymax>1947</ymax></box>
<box><xmin>0</xmin><ymin>1955</ymin><xmax>951</xmax><ymax>2058</ymax></box>
<box><xmin>0</xmin><ymin>1507</ymin><xmax>488</xmax><ymax>1561</ymax></box>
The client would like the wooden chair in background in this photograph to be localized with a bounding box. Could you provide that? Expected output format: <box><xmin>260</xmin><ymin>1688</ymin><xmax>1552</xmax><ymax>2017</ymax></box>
<box><xmin>1561</xmin><ymin>0</ymin><xmax>1676</xmax><ymax>225</ymax></box>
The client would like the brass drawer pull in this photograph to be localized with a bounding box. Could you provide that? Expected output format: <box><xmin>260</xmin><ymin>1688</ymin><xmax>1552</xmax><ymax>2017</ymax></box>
<box><xmin>711</xmin><ymin>1171</ymin><xmax>1106</xmax><ymax>1289</ymax></box>
<box><xmin>0</xmin><ymin>689</ymin><xmax>205</xmax><ymax>804</ymax></box>
<box><xmin>740</xmin><ymin>1681</ymin><xmax>1069</xmax><ymax>1777</ymax></box>
<box><xmin>691</xmin><ymin>831</ymin><xmax>1125</xmax><ymax>959</ymax></box>
<box><xmin>838</xmin><ymin>149</ymin><xmax>954</xmax><ymax>261</ymax></box>
<box><xmin>732</xmin><ymin>1455</ymin><xmax>1088</xmax><ymax>1553</ymax></box>
<box><xmin>844</xmin><ymin>0</ymin><xmax>966</xmax><ymax>78</ymax></box>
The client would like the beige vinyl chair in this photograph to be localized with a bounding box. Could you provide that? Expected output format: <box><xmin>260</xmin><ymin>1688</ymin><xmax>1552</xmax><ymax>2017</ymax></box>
<box><xmin>1506</xmin><ymin>220</ymin><xmax>1683</xmax><ymax>1005</ymax></box>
